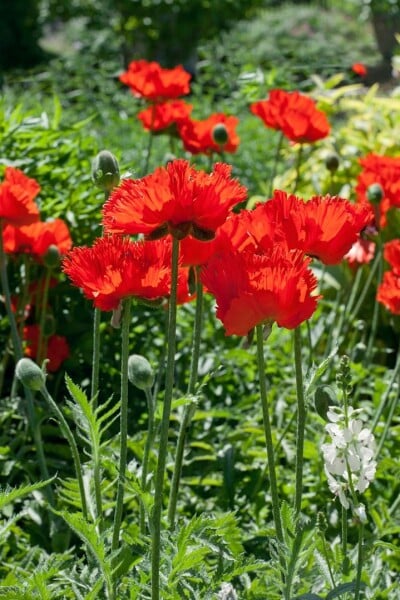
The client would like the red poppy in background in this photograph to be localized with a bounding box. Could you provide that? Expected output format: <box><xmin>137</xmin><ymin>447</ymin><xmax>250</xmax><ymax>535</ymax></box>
<box><xmin>383</xmin><ymin>239</ymin><xmax>400</xmax><ymax>273</ymax></box>
<box><xmin>356</xmin><ymin>153</ymin><xmax>400</xmax><ymax>227</ymax></box>
<box><xmin>102</xmin><ymin>159</ymin><xmax>247</xmax><ymax>240</ymax></box>
<box><xmin>344</xmin><ymin>238</ymin><xmax>376</xmax><ymax>269</ymax></box>
<box><xmin>249</xmin><ymin>191</ymin><xmax>373</xmax><ymax>264</ymax></box>
<box><xmin>250</xmin><ymin>89</ymin><xmax>330</xmax><ymax>143</ymax></box>
<box><xmin>202</xmin><ymin>245</ymin><xmax>319</xmax><ymax>336</ymax></box>
<box><xmin>3</xmin><ymin>219</ymin><xmax>72</xmax><ymax>260</ymax></box>
<box><xmin>178</xmin><ymin>113</ymin><xmax>240</xmax><ymax>155</ymax></box>
<box><xmin>137</xmin><ymin>100</ymin><xmax>193</xmax><ymax>132</ymax></box>
<box><xmin>62</xmin><ymin>235</ymin><xmax>176</xmax><ymax>311</ymax></box>
<box><xmin>23</xmin><ymin>324</ymin><xmax>70</xmax><ymax>372</ymax></box>
<box><xmin>377</xmin><ymin>270</ymin><xmax>400</xmax><ymax>315</ymax></box>
<box><xmin>119</xmin><ymin>59</ymin><xmax>191</xmax><ymax>101</ymax></box>
<box><xmin>0</xmin><ymin>167</ymin><xmax>40</xmax><ymax>226</ymax></box>
<box><xmin>352</xmin><ymin>63</ymin><xmax>367</xmax><ymax>77</ymax></box>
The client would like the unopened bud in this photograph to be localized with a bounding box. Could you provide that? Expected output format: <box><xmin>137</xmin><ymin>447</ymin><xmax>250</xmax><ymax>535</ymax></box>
<box><xmin>43</xmin><ymin>244</ymin><xmax>61</xmax><ymax>269</ymax></box>
<box><xmin>212</xmin><ymin>123</ymin><xmax>228</xmax><ymax>147</ymax></box>
<box><xmin>92</xmin><ymin>150</ymin><xmax>120</xmax><ymax>192</ymax></box>
<box><xmin>325</xmin><ymin>153</ymin><xmax>339</xmax><ymax>173</ymax></box>
<box><xmin>367</xmin><ymin>183</ymin><xmax>383</xmax><ymax>204</ymax></box>
<box><xmin>15</xmin><ymin>358</ymin><xmax>46</xmax><ymax>391</ymax></box>
<box><xmin>127</xmin><ymin>354</ymin><xmax>155</xmax><ymax>390</ymax></box>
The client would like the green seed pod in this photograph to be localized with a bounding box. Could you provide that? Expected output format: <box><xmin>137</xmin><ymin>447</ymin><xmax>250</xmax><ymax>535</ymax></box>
<box><xmin>43</xmin><ymin>244</ymin><xmax>61</xmax><ymax>269</ymax></box>
<box><xmin>127</xmin><ymin>354</ymin><xmax>155</xmax><ymax>391</ymax></box>
<box><xmin>325</xmin><ymin>153</ymin><xmax>340</xmax><ymax>173</ymax></box>
<box><xmin>367</xmin><ymin>183</ymin><xmax>384</xmax><ymax>204</ymax></box>
<box><xmin>92</xmin><ymin>150</ymin><xmax>120</xmax><ymax>192</ymax></box>
<box><xmin>212</xmin><ymin>123</ymin><xmax>228</xmax><ymax>146</ymax></box>
<box><xmin>15</xmin><ymin>358</ymin><xmax>46</xmax><ymax>391</ymax></box>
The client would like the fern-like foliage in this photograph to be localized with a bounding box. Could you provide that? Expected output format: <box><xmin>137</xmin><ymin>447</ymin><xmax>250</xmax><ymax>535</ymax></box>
<box><xmin>0</xmin><ymin>477</ymin><xmax>55</xmax><ymax>511</ymax></box>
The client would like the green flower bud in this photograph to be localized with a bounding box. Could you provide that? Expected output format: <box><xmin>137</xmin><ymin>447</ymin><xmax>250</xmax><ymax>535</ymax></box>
<box><xmin>367</xmin><ymin>183</ymin><xmax>384</xmax><ymax>204</ymax></box>
<box><xmin>15</xmin><ymin>358</ymin><xmax>46</xmax><ymax>391</ymax></box>
<box><xmin>325</xmin><ymin>153</ymin><xmax>340</xmax><ymax>173</ymax></box>
<box><xmin>127</xmin><ymin>354</ymin><xmax>155</xmax><ymax>391</ymax></box>
<box><xmin>92</xmin><ymin>150</ymin><xmax>120</xmax><ymax>192</ymax></box>
<box><xmin>43</xmin><ymin>244</ymin><xmax>61</xmax><ymax>269</ymax></box>
<box><xmin>212</xmin><ymin>123</ymin><xmax>228</xmax><ymax>147</ymax></box>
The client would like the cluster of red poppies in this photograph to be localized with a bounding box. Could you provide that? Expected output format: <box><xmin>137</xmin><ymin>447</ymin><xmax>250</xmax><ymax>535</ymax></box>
<box><xmin>0</xmin><ymin>167</ymin><xmax>72</xmax><ymax>371</ymax></box>
<box><xmin>119</xmin><ymin>59</ymin><xmax>330</xmax><ymax>154</ymax></box>
<box><xmin>62</xmin><ymin>157</ymin><xmax>374</xmax><ymax>336</ymax></box>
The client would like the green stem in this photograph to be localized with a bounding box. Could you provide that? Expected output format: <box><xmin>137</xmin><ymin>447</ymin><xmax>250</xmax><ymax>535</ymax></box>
<box><xmin>341</xmin><ymin>505</ymin><xmax>349</xmax><ymax>575</ymax></box>
<box><xmin>151</xmin><ymin>237</ymin><xmax>180</xmax><ymax>600</ymax></box>
<box><xmin>112</xmin><ymin>298</ymin><xmax>132</xmax><ymax>551</ymax></box>
<box><xmin>142</xmin><ymin>103</ymin><xmax>156</xmax><ymax>176</ymax></box>
<box><xmin>319</xmin><ymin>529</ymin><xmax>336</xmax><ymax>588</ymax></box>
<box><xmin>255</xmin><ymin>324</ymin><xmax>283</xmax><ymax>544</ymax></box>
<box><xmin>364</xmin><ymin>256</ymin><xmax>383</xmax><ymax>364</ymax></box>
<box><xmin>371</xmin><ymin>344</ymin><xmax>400</xmax><ymax>433</ymax></box>
<box><xmin>293</xmin><ymin>326</ymin><xmax>306</xmax><ymax>519</ymax></box>
<box><xmin>91</xmin><ymin>308</ymin><xmax>101</xmax><ymax>407</ymax></box>
<box><xmin>40</xmin><ymin>385</ymin><xmax>88</xmax><ymax>519</ymax></box>
<box><xmin>354</xmin><ymin>522</ymin><xmax>364</xmax><ymax>600</ymax></box>
<box><xmin>268</xmin><ymin>131</ymin><xmax>284</xmax><ymax>197</ymax></box>
<box><xmin>140</xmin><ymin>386</ymin><xmax>155</xmax><ymax>534</ymax></box>
<box><xmin>292</xmin><ymin>143</ymin><xmax>303</xmax><ymax>193</ymax></box>
<box><xmin>351</xmin><ymin>249</ymin><xmax>382</xmax><ymax>320</ymax></box>
<box><xmin>0</xmin><ymin>221</ymin><xmax>52</xmax><ymax>501</ymax></box>
<box><xmin>37</xmin><ymin>267</ymin><xmax>52</xmax><ymax>365</ymax></box>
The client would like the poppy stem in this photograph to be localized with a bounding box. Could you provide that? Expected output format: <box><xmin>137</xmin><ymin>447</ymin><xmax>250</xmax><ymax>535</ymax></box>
<box><xmin>255</xmin><ymin>324</ymin><xmax>283</xmax><ymax>544</ymax></box>
<box><xmin>151</xmin><ymin>236</ymin><xmax>180</xmax><ymax>600</ymax></box>
<box><xmin>0</xmin><ymin>220</ymin><xmax>53</xmax><ymax>503</ymax></box>
<box><xmin>268</xmin><ymin>131</ymin><xmax>284</xmax><ymax>197</ymax></box>
<box><xmin>37</xmin><ymin>266</ymin><xmax>52</xmax><ymax>366</ymax></box>
<box><xmin>168</xmin><ymin>271</ymin><xmax>203</xmax><ymax>529</ymax></box>
<box><xmin>293</xmin><ymin>143</ymin><xmax>303</xmax><ymax>193</ymax></box>
<box><xmin>39</xmin><ymin>384</ymin><xmax>89</xmax><ymax>520</ymax></box>
<box><xmin>140</xmin><ymin>386</ymin><xmax>156</xmax><ymax>534</ymax></box>
<box><xmin>143</xmin><ymin>104</ymin><xmax>156</xmax><ymax>176</ymax></box>
<box><xmin>293</xmin><ymin>326</ymin><xmax>306</xmax><ymax>519</ymax></box>
<box><xmin>91</xmin><ymin>307</ymin><xmax>101</xmax><ymax>407</ymax></box>
<box><xmin>111</xmin><ymin>298</ymin><xmax>132</xmax><ymax>551</ymax></box>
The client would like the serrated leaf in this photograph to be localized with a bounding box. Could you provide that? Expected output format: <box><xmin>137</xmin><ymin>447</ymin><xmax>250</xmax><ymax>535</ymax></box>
<box><xmin>326</xmin><ymin>581</ymin><xmax>365</xmax><ymax>599</ymax></box>
<box><xmin>0</xmin><ymin>477</ymin><xmax>55</xmax><ymax>511</ymax></box>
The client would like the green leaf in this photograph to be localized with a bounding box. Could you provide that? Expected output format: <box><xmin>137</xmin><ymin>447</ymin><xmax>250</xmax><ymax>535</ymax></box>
<box><xmin>0</xmin><ymin>477</ymin><xmax>55</xmax><ymax>511</ymax></box>
<box><xmin>326</xmin><ymin>582</ymin><xmax>365</xmax><ymax>599</ymax></box>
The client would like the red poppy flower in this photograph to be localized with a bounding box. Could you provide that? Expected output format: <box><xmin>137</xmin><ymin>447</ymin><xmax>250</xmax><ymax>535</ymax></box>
<box><xmin>249</xmin><ymin>191</ymin><xmax>374</xmax><ymax>265</ymax></box>
<box><xmin>356</xmin><ymin>153</ymin><xmax>400</xmax><ymax>227</ymax></box>
<box><xmin>352</xmin><ymin>63</ymin><xmax>367</xmax><ymax>77</ymax></box>
<box><xmin>202</xmin><ymin>245</ymin><xmax>319</xmax><ymax>336</ymax></box>
<box><xmin>344</xmin><ymin>238</ymin><xmax>376</xmax><ymax>269</ymax></box>
<box><xmin>377</xmin><ymin>270</ymin><xmax>400</xmax><ymax>315</ymax></box>
<box><xmin>383</xmin><ymin>239</ymin><xmax>400</xmax><ymax>273</ymax></box>
<box><xmin>137</xmin><ymin>100</ymin><xmax>193</xmax><ymax>132</ymax></box>
<box><xmin>3</xmin><ymin>219</ymin><xmax>72</xmax><ymax>260</ymax></box>
<box><xmin>0</xmin><ymin>167</ymin><xmax>40</xmax><ymax>226</ymax></box>
<box><xmin>178</xmin><ymin>113</ymin><xmax>240</xmax><ymax>155</ymax></box>
<box><xmin>23</xmin><ymin>324</ymin><xmax>70</xmax><ymax>372</ymax></box>
<box><xmin>62</xmin><ymin>235</ymin><xmax>175</xmax><ymax>311</ymax></box>
<box><xmin>119</xmin><ymin>59</ymin><xmax>191</xmax><ymax>101</ymax></box>
<box><xmin>102</xmin><ymin>159</ymin><xmax>247</xmax><ymax>240</ymax></box>
<box><xmin>250</xmin><ymin>89</ymin><xmax>330</xmax><ymax>143</ymax></box>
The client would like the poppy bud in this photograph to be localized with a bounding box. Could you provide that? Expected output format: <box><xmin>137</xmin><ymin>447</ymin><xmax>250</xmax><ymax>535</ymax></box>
<box><xmin>367</xmin><ymin>183</ymin><xmax>383</xmax><ymax>204</ymax></box>
<box><xmin>15</xmin><ymin>357</ymin><xmax>46</xmax><ymax>391</ymax></box>
<box><xmin>212</xmin><ymin>123</ymin><xmax>228</xmax><ymax>147</ymax></box>
<box><xmin>325</xmin><ymin>153</ymin><xmax>339</xmax><ymax>173</ymax></box>
<box><xmin>128</xmin><ymin>354</ymin><xmax>155</xmax><ymax>390</ymax></box>
<box><xmin>92</xmin><ymin>150</ymin><xmax>120</xmax><ymax>192</ymax></box>
<box><xmin>43</xmin><ymin>244</ymin><xmax>61</xmax><ymax>269</ymax></box>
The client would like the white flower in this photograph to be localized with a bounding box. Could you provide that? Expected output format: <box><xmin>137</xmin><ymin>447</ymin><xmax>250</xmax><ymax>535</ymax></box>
<box><xmin>322</xmin><ymin>405</ymin><xmax>377</xmax><ymax>509</ymax></box>
<box><xmin>217</xmin><ymin>583</ymin><xmax>238</xmax><ymax>600</ymax></box>
<box><xmin>354</xmin><ymin>503</ymin><xmax>367</xmax><ymax>524</ymax></box>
